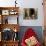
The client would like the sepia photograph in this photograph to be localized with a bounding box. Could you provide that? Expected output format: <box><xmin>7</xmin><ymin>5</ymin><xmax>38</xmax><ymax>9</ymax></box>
<box><xmin>24</xmin><ymin>8</ymin><xmax>38</xmax><ymax>20</ymax></box>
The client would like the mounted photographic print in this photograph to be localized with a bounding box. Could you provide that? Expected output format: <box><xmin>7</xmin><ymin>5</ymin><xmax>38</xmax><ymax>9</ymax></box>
<box><xmin>2</xmin><ymin>10</ymin><xmax>9</xmax><ymax>15</ymax></box>
<box><xmin>23</xmin><ymin>8</ymin><xmax>38</xmax><ymax>20</ymax></box>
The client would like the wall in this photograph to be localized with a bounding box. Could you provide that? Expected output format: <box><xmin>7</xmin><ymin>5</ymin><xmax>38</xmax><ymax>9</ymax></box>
<box><xmin>0</xmin><ymin>0</ymin><xmax>24</xmax><ymax>7</ymax></box>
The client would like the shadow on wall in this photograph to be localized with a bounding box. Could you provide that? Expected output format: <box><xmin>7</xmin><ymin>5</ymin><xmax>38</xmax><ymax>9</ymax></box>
<box><xmin>18</xmin><ymin>26</ymin><xmax>44</xmax><ymax>45</ymax></box>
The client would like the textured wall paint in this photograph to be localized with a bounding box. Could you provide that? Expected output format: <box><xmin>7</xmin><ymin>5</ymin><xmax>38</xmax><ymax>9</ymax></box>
<box><xmin>0</xmin><ymin>0</ymin><xmax>24</xmax><ymax>7</ymax></box>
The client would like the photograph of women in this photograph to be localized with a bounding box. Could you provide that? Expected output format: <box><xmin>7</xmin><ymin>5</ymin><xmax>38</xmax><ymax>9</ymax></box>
<box><xmin>23</xmin><ymin>8</ymin><xmax>38</xmax><ymax>20</ymax></box>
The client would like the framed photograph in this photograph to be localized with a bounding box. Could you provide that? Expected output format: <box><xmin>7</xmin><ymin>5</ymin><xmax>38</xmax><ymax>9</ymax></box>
<box><xmin>23</xmin><ymin>8</ymin><xmax>38</xmax><ymax>20</ymax></box>
<box><xmin>2</xmin><ymin>10</ymin><xmax>9</xmax><ymax>15</ymax></box>
<box><xmin>9</xmin><ymin>10</ymin><xmax>17</xmax><ymax>15</ymax></box>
